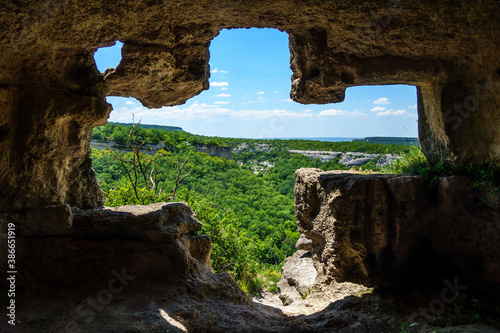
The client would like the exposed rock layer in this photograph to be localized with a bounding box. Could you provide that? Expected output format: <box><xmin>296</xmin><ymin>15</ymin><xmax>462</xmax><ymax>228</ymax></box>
<box><xmin>193</xmin><ymin>143</ymin><xmax>232</xmax><ymax>159</ymax></box>
<box><xmin>294</xmin><ymin>168</ymin><xmax>500</xmax><ymax>292</ymax></box>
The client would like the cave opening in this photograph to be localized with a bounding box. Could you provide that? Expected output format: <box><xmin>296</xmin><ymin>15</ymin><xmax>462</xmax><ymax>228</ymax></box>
<box><xmin>90</xmin><ymin>28</ymin><xmax>420</xmax><ymax>297</ymax></box>
<box><xmin>92</xmin><ymin>29</ymin><xmax>419</xmax><ymax>139</ymax></box>
<box><xmin>2</xmin><ymin>1</ymin><xmax>499</xmax><ymax>330</ymax></box>
<box><xmin>94</xmin><ymin>40</ymin><xmax>123</xmax><ymax>73</ymax></box>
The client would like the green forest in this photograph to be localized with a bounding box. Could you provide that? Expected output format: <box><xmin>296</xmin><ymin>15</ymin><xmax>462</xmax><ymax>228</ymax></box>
<box><xmin>91</xmin><ymin>122</ymin><xmax>411</xmax><ymax>294</ymax></box>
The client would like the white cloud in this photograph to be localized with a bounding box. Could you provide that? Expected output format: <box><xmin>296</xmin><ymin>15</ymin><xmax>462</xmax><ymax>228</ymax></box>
<box><xmin>370</xmin><ymin>106</ymin><xmax>386</xmax><ymax>112</ymax></box>
<box><xmin>257</xmin><ymin>91</ymin><xmax>265</xmax><ymax>95</ymax></box>
<box><xmin>375</xmin><ymin>109</ymin><xmax>408</xmax><ymax>117</ymax></box>
<box><xmin>373</xmin><ymin>97</ymin><xmax>390</xmax><ymax>105</ymax></box>
<box><xmin>409</xmin><ymin>104</ymin><xmax>417</xmax><ymax>109</ymax></box>
<box><xmin>210</xmin><ymin>68</ymin><xmax>228</xmax><ymax>74</ymax></box>
<box><xmin>318</xmin><ymin>109</ymin><xmax>366</xmax><ymax>117</ymax></box>
<box><xmin>234</xmin><ymin>109</ymin><xmax>314</xmax><ymax>119</ymax></box>
<box><xmin>284</xmin><ymin>98</ymin><xmax>293</xmax><ymax>102</ymax></box>
<box><xmin>214</xmin><ymin>93</ymin><xmax>231</xmax><ymax>97</ymax></box>
<box><xmin>274</xmin><ymin>91</ymin><xmax>280</xmax><ymax>94</ymax></box>
<box><xmin>110</xmin><ymin>103</ymin><xmax>315</xmax><ymax>122</ymax></box>
<box><xmin>125</xmin><ymin>101</ymin><xmax>136</xmax><ymax>105</ymax></box>
<box><xmin>210</xmin><ymin>82</ymin><xmax>229</xmax><ymax>87</ymax></box>
<box><xmin>221</xmin><ymin>87</ymin><xmax>228</xmax><ymax>91</ymax></box>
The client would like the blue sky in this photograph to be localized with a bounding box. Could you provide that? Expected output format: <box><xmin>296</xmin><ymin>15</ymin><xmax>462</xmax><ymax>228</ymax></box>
<box><xmin>94</xmin><ymin>28</ymin><xmax>418</xmax><ymax>138</ymax></box>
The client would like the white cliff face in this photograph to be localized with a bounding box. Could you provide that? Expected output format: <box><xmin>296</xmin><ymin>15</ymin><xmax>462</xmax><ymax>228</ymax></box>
<box><xmin>193</xmin><ymin>144</ymin><xmax>233</xmax><ymax>159</ymax></box>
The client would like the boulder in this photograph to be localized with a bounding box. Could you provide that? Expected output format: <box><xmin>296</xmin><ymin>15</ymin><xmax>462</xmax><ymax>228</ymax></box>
<box><xmin>295</xmin><ymin>233</ymin><xmax>313</xmax><ymax>251</ymax></box>
<box><xmin>278</xmin><ymin>250</ymin><xmax>317</xmax><ymax>305</ymax></box>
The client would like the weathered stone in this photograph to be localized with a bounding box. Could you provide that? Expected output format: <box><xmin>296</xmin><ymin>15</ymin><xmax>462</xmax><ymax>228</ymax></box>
<box><xmin>105</xmin><ymin>39</ymin><xmax>215</xmax><ymax>108</ymax></box>
<box><xmin>0</xmin><ymin>204</ymin><xmax>72</xmax><ymax>237</ymax></box>
<box><xmin>289</xmin><ymin>150</ymin><xmax>343</xmax><ymax>163</ymax></box>
<box><xmin>0</xmin><ymin>1</ymin><xmax>499</xmax><ymax>331</ymax></box>
<box><xmin>294</xmin><ymin>168</ymin><xmax>500</xmax><ymax>291</ymax></box>
<box><xmin>278</xmin><ymin>250</ymin><xmax>317</xmax><ymax>306</ymax></box>
<box><xmin>295</xmin><ymin>233</ymin><xmax>313</xmax><ymax>251</ymax></box>
<box><xmin>193</xmin><ymin>143</ymin><xmax>232</xmax><ymax>159</ymax></box>
<box><xmin>0</xmin><ymin>202</ymin><xmax>211</xmax><ymax>293</ymax></box>
<box><xmin>339</xmin><ymin>152</ymin><xmax>379</xmax><ymax>167</ymax></box>
<box><xmin>71</xmin><ymin>202</ymin><xmax>202</xmax><ymax>242</ymax></box>
<box><xmin>376</xmin><ymin>154</ymin><xmax>401</xmax><ymax>168</ymax></box>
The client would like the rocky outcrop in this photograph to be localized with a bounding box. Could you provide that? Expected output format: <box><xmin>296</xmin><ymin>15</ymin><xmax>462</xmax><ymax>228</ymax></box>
<box><xmin>289</xmin><ymin>150</ymin><xmax>343</xmax><ymax>163</ymax></box>
<box><xmin>0</xmin><ymin>202</ymin><xmax>212</xmax><ymax>293</ymax></box>
<box><xmin>294</xmin><ymin>168</ymin><xmax>500</xmax><ymax>291</ymax></box>
<box><xmin>91</xmin><ymin>139</ymin><xmax>167</xmax><ymax>155</ymax></box>
<box><xmin>251</xmin><ymin>149</ymin><xmax>401</xmax><ymax>168</ymax></box>
<box><xmin>277</xmin><ymin>250</ymin><xmax>317</xmax><ymax>306</ymax></box>
<box><xmin>289</xmin><ymin>151</ymin><xmax>401</xmax><ymax>168</ymax></box>
<box><xmin>338</xmin><ymin>152</ymin><xmax>380</xmax><ymax>167</ymax></box>
<box><xmin>376</xmin><ymin>154</ymin><xmax>401</xmax><ymax>168</ymax></box>
<box><xmin>193</xmin><ymin>143</ymin><xmax>232</xmax><ymax>159</ymax></box>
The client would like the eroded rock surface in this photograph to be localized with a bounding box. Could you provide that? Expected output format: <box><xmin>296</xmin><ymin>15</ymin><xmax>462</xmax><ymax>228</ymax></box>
<box><xmin>277</xmin><ymin>250</ymin><xmax>317</xmax><ymax>306</ymax></box>
<box><xmin>339</xmin><ymin>152</ymin><xmax>380</xmax><ymax>167</ymax></box>
<box><xmin>294</xmin><ymin>168</ymin><xmax>500</xmax><ymax>292</ymax></box>
<box><xmin>0</xmin><ymin>202</ymin><xmax>211</xmax><ymax>293</ymax></box>
<box><xmin>376</xmin><ymin>154</ymin><xmax>400</xmax><ymax>168</ymax></box>
<box><xmin>193</xmin><ymin>143</ymin><xmax>232</xmax><ymax>159</ymax></box>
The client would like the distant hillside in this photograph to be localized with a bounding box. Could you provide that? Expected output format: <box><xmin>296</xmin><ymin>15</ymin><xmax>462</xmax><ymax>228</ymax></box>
<box><xmin>352</xmin><ymin>137</ymin><xmax>419</xmax><ymax>146</ymax></box>
<box><xmin>110</xmin><ymin>122</ymin><xmax>183</xmax><ymax>132</ymax></box>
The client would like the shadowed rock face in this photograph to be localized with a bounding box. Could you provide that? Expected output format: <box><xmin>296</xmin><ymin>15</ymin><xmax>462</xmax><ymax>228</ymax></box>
<box><xmin>294</xmin><ymin>168</ymin><xmax>500</xmax><ymax>292</ymax></box>
<box><xmin>0</xmin><ymin>0</ymin><xmax>499</xmax><ymax>211</ymax></box>
<box><xmin>0</xmin><ymin>202</ymin><xmax>212</xmax><ymax>293</ymax></box>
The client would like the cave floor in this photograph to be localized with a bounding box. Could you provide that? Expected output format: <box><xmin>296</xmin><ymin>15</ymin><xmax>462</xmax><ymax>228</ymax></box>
<box><xmin>3</xmin><ymin>273</ymin><xmax>499</xmax><ymax>333</ymax></box>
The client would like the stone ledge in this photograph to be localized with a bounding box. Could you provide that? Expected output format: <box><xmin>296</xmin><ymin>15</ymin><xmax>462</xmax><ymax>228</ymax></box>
<box><xmin>0</xmin><ymin>202</ymin><xmax>211</xmax><ymax>293</ymax></box>
<box><xmin>0</xmin><ymin>201</ymin><xmax>201</xmax><ymax>242</ymax></box>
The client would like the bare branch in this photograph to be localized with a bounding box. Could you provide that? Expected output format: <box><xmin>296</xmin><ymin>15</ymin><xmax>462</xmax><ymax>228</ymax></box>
<box><xmin>171</xmin><ymin>157</ymin><xmax>193</xmax><ymax>199</ymax></box>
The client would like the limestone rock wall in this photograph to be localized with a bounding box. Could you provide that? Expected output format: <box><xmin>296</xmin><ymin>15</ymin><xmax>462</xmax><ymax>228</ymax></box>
<box><xmin>0</xmin><ymin>0</ymin><xmax>499</xmax><ymax>211</ymax></box>
<box><xmin>0</xmin><ymin>49</ymin><xmax>110</xmax><ymax>212</ymax></box>
<box><xmin>193</xmin><ymin>144</ymin><xmax>232</xmax><ymax>159</ymax></box>
<box><xmin>294</xmin><ymin>168</ymin><xmax>500</xmax><ymax>291</ymax></box>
